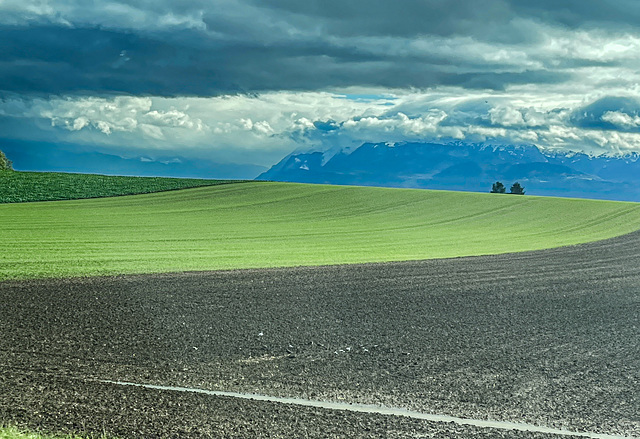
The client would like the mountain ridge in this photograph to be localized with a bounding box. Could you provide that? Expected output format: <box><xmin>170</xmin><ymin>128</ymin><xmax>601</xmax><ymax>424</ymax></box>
<box><xmin>257</xmin><ymin>141</ymin><xmax>640</xmax><ymax>201</ymax></box>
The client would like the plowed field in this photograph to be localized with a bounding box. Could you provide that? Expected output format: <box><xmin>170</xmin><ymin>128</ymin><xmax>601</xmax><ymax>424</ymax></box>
<box><xmin>1</xmin><ymin>231</ymin><xmax>639</xmax><ymax>438</ymax></box>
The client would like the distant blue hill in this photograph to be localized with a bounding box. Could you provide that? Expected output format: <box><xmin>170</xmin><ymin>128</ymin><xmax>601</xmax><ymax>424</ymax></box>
<box><xmin>257</xmin><ymin>142</ymin><xmax>640</xmax><ymax>201</ymax></box>
<box><xmin>0</xmin><ymin>138</ymin><xmax>266</xmax><ymax>179</ymax></box>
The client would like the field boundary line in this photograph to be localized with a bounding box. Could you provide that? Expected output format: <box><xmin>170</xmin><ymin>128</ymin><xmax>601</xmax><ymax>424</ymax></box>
<box><xmin>100</xmin><ymin>380</ymin><xmax>637</xmax><ymax>439</ymax></box>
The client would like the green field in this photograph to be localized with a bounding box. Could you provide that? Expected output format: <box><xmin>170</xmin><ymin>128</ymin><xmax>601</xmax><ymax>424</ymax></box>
<box><xmin>0</xmin><ymin>171</ymin><xmax>237</xmax><ymax>203</ymax></box>
<box><xmin>2</xmin><ymin>181</ymin><xmax>640</xmax><ymax>280</ymax></box>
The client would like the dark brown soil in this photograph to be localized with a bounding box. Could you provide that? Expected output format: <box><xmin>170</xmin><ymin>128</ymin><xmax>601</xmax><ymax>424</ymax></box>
<box><xmin>1</xmin><ymin>232</ymin><xmax>639</xmax><ymax>438</ymax></box>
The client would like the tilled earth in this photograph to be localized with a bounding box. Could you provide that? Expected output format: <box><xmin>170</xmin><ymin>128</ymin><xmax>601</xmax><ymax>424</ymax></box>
<box><xmin>1</xmin><ymin>232</ymin><xmax>639</xmax><ymax>438</ymax></box>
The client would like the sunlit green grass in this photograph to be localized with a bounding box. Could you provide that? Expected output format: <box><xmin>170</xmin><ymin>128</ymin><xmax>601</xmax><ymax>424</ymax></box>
<box><xmin>2</xmin><ymin>181</ymin><xmax>640</xmax><ymax>280</ymax></box>
<box><xmin>0</xmin><ymin>170</ymin><xmax>238</xmax><ymax>203</ymax></box>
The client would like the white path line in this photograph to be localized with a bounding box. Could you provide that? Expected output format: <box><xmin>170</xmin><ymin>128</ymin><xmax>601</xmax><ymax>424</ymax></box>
<box><xmin>100</xmin><ymin>380</ymin><xmax>636</xmax><ymax>439</ymax></box>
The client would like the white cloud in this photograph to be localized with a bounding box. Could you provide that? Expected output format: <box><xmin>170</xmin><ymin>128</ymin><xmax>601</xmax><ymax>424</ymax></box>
<box><xmin>4</xmin><ymin>87</ymin><xmax>640</xmax><ymax>166</ymax></box>
<box><xmin>489</xmin><ymin>106</ymin><xmax>525</xmax><ymax>127</ymax></box>
<box><xmin>144</xmin><ymin>109</ymin><xmax>206</xmax><ymax>131</ymax></box>
<box><xmin>95</xmin><ymin>121</ymin><xmax>112</xmax><ymax>135</ymax></box>
<box><xmin>71</xmin><ymin>116</ymin><xmax>89</xmax><ymax>131</ymax></box>
<box><xmin>240</xmin><ymin>118</ymin><xmax>253</xmax><ymax>130</ymax></box>
<box><xmin>601</xmin><ymin>111</ymin><xmax>640</xmax><ymax>128</ymax></box>
<box><xmin>239</xmin><ymin>118</ymin><xmax>273</xmax><ymax>135</ymax></box>
<box><xmin>340</xmin><ymin>111</ymin><xmax>448</xmax><ymax>139</ymax></box>
<box><xmin>540</xmin><ymin>28</ymin><xmax>640</xmax><ymax>63</ymax></box>
<box><xmin>252</xmin><ymin>121</ymin><xmax>274</xmax><ymax>136</ymax></box>
<box><xmin>139</xmin><ymin>124</ymin><xmax>165</xmax><ymax>140</ymax></box>
<box><xmin>2</xmin><ymin>96</ymin><xmax>211</xmax><ymax>143</ymax></box>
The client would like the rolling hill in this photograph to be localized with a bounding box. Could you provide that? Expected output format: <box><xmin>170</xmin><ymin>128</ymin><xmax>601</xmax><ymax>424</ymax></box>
<box><xmin>2</xmin><ymin>181</ymin><xmax>640</xmax><ymax>280</ymax></box>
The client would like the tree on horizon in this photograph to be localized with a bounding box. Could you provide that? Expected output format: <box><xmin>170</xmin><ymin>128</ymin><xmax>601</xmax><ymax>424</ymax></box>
<box><xmin>0</xmin><ymin>150</ymin><xmax>13</xmax><ymax>171</ymax></box>
<box><xmin>510</xmin><ymin>182</ymin><xmax>525</xmax><ymax>195</ymax></box>
<box><xmin>490</xmin><ymin>181</ymin><xmax>506</xmax><ymax>193</ymax></box>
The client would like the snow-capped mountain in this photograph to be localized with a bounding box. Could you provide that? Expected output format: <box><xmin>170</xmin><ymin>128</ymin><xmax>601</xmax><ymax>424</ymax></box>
<box><xmin>257</xmin><ymin>141</ymin><xmax>640</xmax><ymax>201</ymax></box>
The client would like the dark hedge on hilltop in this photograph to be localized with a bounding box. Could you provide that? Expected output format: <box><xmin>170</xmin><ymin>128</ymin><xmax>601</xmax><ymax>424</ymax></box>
<box><xmin>0</xmin><ymin>171</ymin><xmax>243</xmax><ymax>203</ymax></box>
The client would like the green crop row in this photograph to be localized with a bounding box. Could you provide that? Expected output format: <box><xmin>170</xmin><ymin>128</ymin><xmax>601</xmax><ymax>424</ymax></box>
<box><xmin>0</xmin><ymin>171</ymin><xmax>240</xmax><ymax>203</ymax></box>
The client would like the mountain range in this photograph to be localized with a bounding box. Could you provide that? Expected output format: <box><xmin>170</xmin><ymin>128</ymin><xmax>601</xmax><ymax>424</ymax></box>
<box><xmin>258</xmin><ymin>142</ymin><xmax>640</xmax><ymax>201</ymax></box>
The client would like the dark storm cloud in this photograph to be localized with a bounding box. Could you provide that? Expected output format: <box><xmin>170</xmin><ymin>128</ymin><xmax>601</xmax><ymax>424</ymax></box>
<box><xmin>244</xmin><ymin>0</ymin><xmax>514</xmax><ymax>39</ymax></box>
<box><xmin>256</xmin><ymin>0</ymin><xmax>640</xmax><ymax>36</ymax></box>
<box><xmin>512</xmin><ymin>0</ymin><xmax>640</xmax><ymax>29</ymax></box>
<box><xmin>0</xmin><ymin>0</ymin><xmax>638</xmax><ymax>119</ymax></box>
<box><xmin>0</xmin><ymin>26</ymin><xmax>236</xmax><ymax>96</ymax></box>
<box><xmin>0</xmin><ymin>21</ymin><xmax>568</xmax><ymax>97</ymax></box>
<box><xmin>4</xmin><ymin>0</ymin><xmax>631</xmax><ymax>97</ymax></box>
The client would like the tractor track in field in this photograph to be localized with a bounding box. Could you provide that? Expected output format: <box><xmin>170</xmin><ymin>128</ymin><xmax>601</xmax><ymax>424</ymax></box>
<box><xmin>1</xmin><ymin>231</ymin><xmax>640</xmax><ymax>438</ymax></box>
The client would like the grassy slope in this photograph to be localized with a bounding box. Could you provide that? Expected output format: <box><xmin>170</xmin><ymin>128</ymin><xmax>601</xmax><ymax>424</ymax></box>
<box><xmin>0</xmin><ymin>171</ymin><xmax>237</xmax><ymax>203</ymax></box>
<box><xmin>2</xmin><ymin>181</ymin><xmax>640</xmax><ymax>280</ymax></box>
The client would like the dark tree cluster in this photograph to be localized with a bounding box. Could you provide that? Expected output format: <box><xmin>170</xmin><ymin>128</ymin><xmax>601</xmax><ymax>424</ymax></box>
<box><xmin>0</xmin><ymin>150</ymin><xmax>13</xmax><ymax>171</ymax></box>
<box><xmin>491</xmin><ymin>181</ymin><xmax>525</xmax><ymax>195</ymax></box>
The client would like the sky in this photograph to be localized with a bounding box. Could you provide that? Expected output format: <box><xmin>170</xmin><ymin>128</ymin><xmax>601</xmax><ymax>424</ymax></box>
<box><xmin>3</xmin><ymin>0</ymin><xmax>640</xmax><ymax>178</ymax></box>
